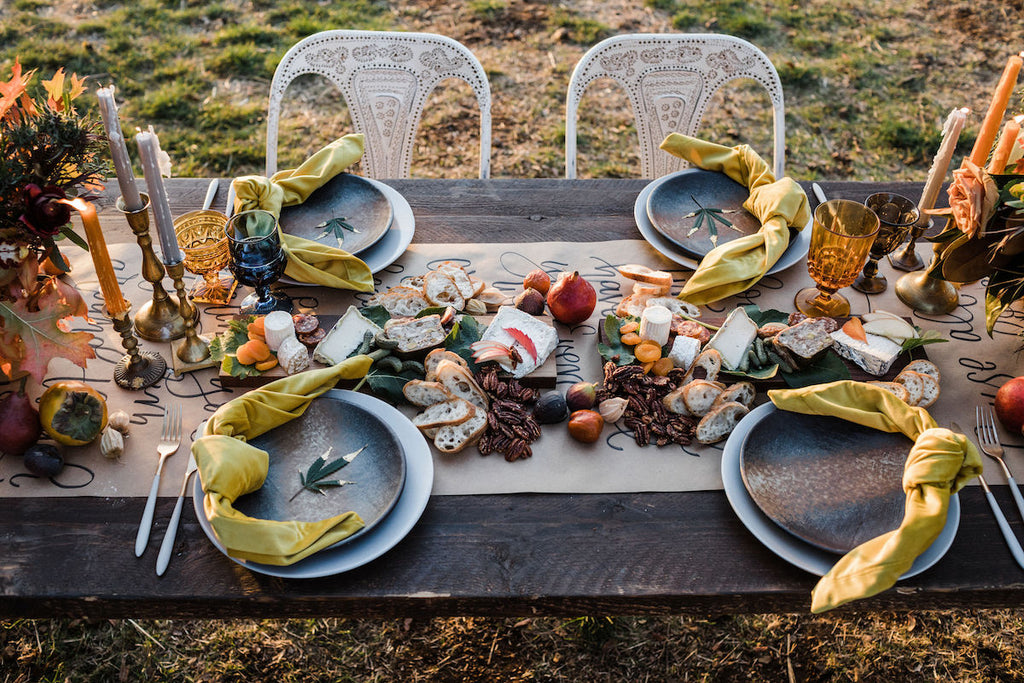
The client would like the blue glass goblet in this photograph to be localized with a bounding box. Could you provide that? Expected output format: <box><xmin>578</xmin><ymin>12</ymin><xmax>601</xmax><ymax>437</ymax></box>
<box><xmin>225</xmin><ymin>210</ymin><xmax>293</xmax><ymax>315</ymax></box>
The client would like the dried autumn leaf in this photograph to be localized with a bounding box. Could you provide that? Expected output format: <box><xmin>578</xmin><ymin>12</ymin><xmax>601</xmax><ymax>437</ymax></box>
<box><xmin>0</xmin><ymin>277</ymin><xmax>95</xmax><ymax>382</ymax></box>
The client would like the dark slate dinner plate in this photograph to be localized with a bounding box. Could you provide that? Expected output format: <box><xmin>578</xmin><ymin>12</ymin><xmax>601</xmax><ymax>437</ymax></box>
<box><xmin>739</xmin><ymin>409</ymin><xmax>915</xmax><ymax>554</ymax></box>
<box><xmin>234</xmin><ymin>392</ymin><xmax>407</xmax><ymax>547</ymax></box>
<box><xmin>646</xmin><ymin>168</ymin><xmax>763</xmax><ymax>259</ymax></box>
<box><xmin>278</xmin><ymin>173</ymin><xmax>393</xmax><ymax>256</ymax></box>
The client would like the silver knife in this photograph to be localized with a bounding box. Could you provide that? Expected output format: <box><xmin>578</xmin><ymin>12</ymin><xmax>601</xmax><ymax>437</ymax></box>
<box><xmin>156</xmin><ymin>453</ymin><xmax>198</xmax><ymax>576</ymax></box>
<box><xmin>202</xmin><ymin>178</ymin><xmax>219</xmax><ymax>212</ymax></box>
<box><xmin>812</xmin><ymin>182</ymin><xmax>827</xmax><ymax>204</ymax></box>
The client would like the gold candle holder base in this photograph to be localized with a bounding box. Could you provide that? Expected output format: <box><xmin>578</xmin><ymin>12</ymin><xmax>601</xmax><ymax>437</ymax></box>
<box><xmin>165</xmin><ymin>260</ymin><xmax>211</xmax><ymax>366</ymax></box>
<box><xmin>110</xmin><ymin>308</ymin><xmax>166</xmax><ymax>390</ymax></box>
<box><xmin>895</xmin><ymin>265</ymin><xmax>959</xmax><ymax>315</ymax></box>
<box><xmin>171</xmin><ymin>333</ymin><xmax>219</xmax><ymax>375</ymax></box>
<box><xmin>117</xmin><ymin>194</ymin><xmax>195</xmax><ymax>342</ymax></box>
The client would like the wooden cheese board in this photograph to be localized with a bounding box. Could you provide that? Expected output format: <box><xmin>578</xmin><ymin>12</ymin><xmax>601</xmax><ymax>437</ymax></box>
<box><xmin>218</xmin><ymin>312</ymin><xmax>559</xmax><ymax>390</ymax></box>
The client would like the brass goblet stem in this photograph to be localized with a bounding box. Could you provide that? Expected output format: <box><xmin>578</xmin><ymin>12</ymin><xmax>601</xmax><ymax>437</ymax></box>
<box><xmin>116</xmin><ymin>194</ymin><xmax>194</xmax><ymax>342</ymax></box>
<box><xmin>109</xmin><ymin>307</ymin><xmax>167</xmax><ymax>390</ymax></box>
<box><xmin>164</xmin><ymin>260</ymin><xmax>210</xmax><ymax>364</ymax></box>
<box><xmin>890</xmin><ymin>217</ymin><xmax>933</xmax><ymax>272</ymax></box>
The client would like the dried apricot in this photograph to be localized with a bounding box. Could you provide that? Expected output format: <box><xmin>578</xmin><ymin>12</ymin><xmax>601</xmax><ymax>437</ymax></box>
<box><xmin>247</xmin><ymin>317</ymin><xmax>266</xmax><ymax>339</ymax></box>
<box><xmin>236</xmin><ymin>339</ymin><xmax>271</xmax><ymax>365</ymax></box>
<box><xmin>641</xmin><ymin>361</ymin><xmax>655</xmax><ymax>374</ymax></box>
<box><xmin>634</xmin><ymin>341</ymin><xmax>662</xmax><ymax>363</ymax></box>
<box><xmin>619</xmin><ymin>321</ymin><xmax>639</xmax><ymax>334</ymax></box>
<box><xmin>254</xmin><ymin>358</ymin><xmax>279</xmax><ymax>372</ymax></box>
<box><xmin>652</xmin><ymin>357</ymin><xmax>674</xmax><ymax>376</ymax></box>
<box><xmin>620</xmin><ymin>332</ymin><xmax>642</xmax><ymax>346</ymax></box>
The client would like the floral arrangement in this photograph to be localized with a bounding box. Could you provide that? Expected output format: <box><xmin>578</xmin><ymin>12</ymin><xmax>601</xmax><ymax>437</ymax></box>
<box><xmin>0</xmin><ymin>59</ymin><xmax>111</xmax><ymax>382</ymax></box>
<box><xmin>931</xmin><ymin>112</ymin><xmax>1024</xmax><ymax>334</ymax></box>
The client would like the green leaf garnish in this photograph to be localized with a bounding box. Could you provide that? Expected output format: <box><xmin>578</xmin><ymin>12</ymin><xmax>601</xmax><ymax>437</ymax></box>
<box><xmin>360</xmin><ymin>305</ymin><xmax>391</xmax><ymax>328</ymax></box>
<box><xmin>683</xmin><ymin>196</ymin><xmax>739</xmax><ymax>246</ymax></box>
<box><xmin>743</xmin><ymin>306</ymin><xmax>790</xmax><ymax>327</ymax></box>
<box><xmin>445</xmin><ymin>314</ymin><xmax>482</xmax><ymax>368</ymax></box>
<box><xmin>209</xmin><ymin>316</ymin><xmax>267</xmax><ymax>378</ymax></box>
<box><xmin>290</xmin><ymin>445</ymin><xmax>363</xmax><ymax>500</ymax></box>
<box><xmin>901</xmin><ymin>328</ymin><xmax>948</xmax><ymax>353</ymax></box>
<box><xmin>316</xmin><ymin>216</ymin><xmax>360</xmax><ymax>246</ymax></box>
<box><xmin>597</xmin><ymin>314</ymin><xmax>635</xmax><ymax>366</ymax></box>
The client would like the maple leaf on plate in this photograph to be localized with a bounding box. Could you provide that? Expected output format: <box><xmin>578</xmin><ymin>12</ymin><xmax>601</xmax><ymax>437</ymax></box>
<box><xmin>0</xmin><ymin>277</ymin><xmax>95</xmax><ymax>382</ymax></box>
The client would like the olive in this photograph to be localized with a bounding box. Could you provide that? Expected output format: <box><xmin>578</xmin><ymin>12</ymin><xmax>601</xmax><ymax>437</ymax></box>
<box><xmin>23</xmin><ymin>443</ymin><xmax>64</xmax><ymax>478</ymax></box>
<box><xmin>533</xmin><ymin>392</ymin><xmax>570</xmax><ymax>424</ymax></box>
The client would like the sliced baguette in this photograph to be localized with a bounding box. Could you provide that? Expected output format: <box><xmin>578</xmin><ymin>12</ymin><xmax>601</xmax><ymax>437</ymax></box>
<box><xmin>712</xmin><ymin>381</ymin><xmax>756</xmax><ymax>409</ymax></box>
<box><xmin>681</xmin><ymin>380</ymin><xmax>726</xmax><ymax>417</ymax></box>
<box><xmin>913</xmin><ymin>372</ymin><xmax>940</xmax><ymax>407</ymax></box>
<box><xmin>615</xmin><ymin>293</ymin><xmax>650</xmax><ymax>319</ymax></box>
<box><xmin>632</xmin><ymin>281</ymin><xmax>672</xmax><ymax>297</ymax></box>
<box><xmin>683</xmin><ymin>348</ymin><xmax>722</xmax><ymax>385</ymax></box>
<box><xmin>437</xmin><ymin>262</ymin><xmax>477</xmax><ymax>299</ymax></box>
<box><xmin>424</xmin><ymin>348</ymin><xmax>469</xmax><ymax>382</ymax></box>
<box><xmin>616</xmin><ymin>264</ymin><xmax>673</xmax><ymax>289</ymax></box>
<box><xmin>423</xmin><ymin>271</ymin><xmax>465</xmax><ymax>310</ymax></box>
<box><xmin>867</xmin><ymin>380</ymin><xmax>910</xmax><ymax>403</ymax></box>
<box><xmin>662</xmin><ymin>386</ymin><xmax>688</xmax><ymax>415</ymax></box>
<box><xmin>434</xmin><ymin>412</ymin><xmax>487</xmax><ymax>454</ymax></box>
<box><xmin>696</xmin><ymin>401</ymin><xmax>749</xmax><ymax>444</ymax></box>
<box><xmin>384</xmin><ymin>315</ymin><xmax>447</xmax><ymax>353</ymax></box>
<box><xmin>436</xmin><ymin>359</ymin><xmax>489</xmax><ymax>411</ymax></box>
<box><xmin>646</xmin><ymin>296</ymin><xmax>699</xmax><ymax>319</ymax></box>
<box><xmin>904</xmin><ymin>359</ymin><xmax>940</xmax><ymax>383</ymax></box>
<box><xmin>368</xmin><ymin>285</ymin><xmax>430</xmax><ymax>317</ymax></box>
<box><xmin>468</xmin><ymin>275</ymin><xmax>487</xmax><ymax>297</ymax></box>
<box><xmin>893</xmin><ymin>370</ymin><xmax>925</xmax><ymax>406</ymax></box>
<box><xmin>412</xmin><ymin>398</ymin><xmax>476</xmax><ymax>431</ymax></box>
<box><xmin>403</xmin><ymin>379</ymin><xmax>456</xmax><ymax>407</ymax></box>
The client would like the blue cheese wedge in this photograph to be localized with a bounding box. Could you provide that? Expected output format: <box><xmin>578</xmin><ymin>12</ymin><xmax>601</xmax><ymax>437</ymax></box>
<box><xmin>706</xmin><ymin>307</ymin><xmax>758</xmax><ymax>371</ymax></box>
<box><xmin>313</xmin><ymin>306</ymin><xmax>383</xmax><ymax>365</ymax></box>
<box><xmin>829</xmin><ymin>328</ymin><xmax>902</xmax><ymax>376</ymax></box>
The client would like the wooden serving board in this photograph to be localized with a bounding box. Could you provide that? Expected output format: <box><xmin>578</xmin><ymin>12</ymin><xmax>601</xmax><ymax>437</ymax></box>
<box><xmin>218</xmin><ymin>312</ymin><xmax>558</xmax><ymax>390</ymax></box>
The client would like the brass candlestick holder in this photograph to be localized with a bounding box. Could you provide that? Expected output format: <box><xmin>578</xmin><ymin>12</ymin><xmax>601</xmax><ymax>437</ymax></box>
<box><xmin>164</xmin><ymin>260</ymin><xmax>216</xmax><ymax>374</ymax></box>
<box><xmin>110</xmin><ymin>305</ymin><xmax>167</xmax><ymax>390</ymax></box>
<box><xmin>890</xmin><ymin>218</ymin><xmax>934</xmax><ymax>272</ymax></box>
<box><xmin>895</xmin><ymin>242</ymin><xmax>959</xmax><ymax>315</ymax></box>
<box><xmin>116</xmin><ymin>194</ymin><xmax>195</xmax><ymax>342</ymax></box>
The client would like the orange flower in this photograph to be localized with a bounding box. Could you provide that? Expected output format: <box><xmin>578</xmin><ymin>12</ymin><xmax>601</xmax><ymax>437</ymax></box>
<box><xmin>931</xmin><ymin>159</ymin><xmax>999</xmax><ymax>238</ymax></box>
<box><xmin>0</xmin><ymin>58</ymin><xmax>33</xmax><ymax>121</ymax></box>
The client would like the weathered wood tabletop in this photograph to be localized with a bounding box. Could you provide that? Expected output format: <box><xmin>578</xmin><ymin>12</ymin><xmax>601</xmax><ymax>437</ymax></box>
<box><xmin>3</xmin><ymin>178</ymin><xmax>1023</xmax><ymax>619</ymax></box>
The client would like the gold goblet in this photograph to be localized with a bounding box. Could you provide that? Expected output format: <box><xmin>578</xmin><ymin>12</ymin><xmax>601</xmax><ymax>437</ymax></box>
<box><xmin>173</xmin><ymin>210</ymin><xmax>237</xmax><ymax>305</ymax></box>
<box><xmin>852</xmin><ymin>193</ymin><xmax>920</xmax><ymax>294</ymax></box>
<box><xmin>794</xmin><ymin>199</ymin><xmax>880</xmax><ymax>318</ymax></box>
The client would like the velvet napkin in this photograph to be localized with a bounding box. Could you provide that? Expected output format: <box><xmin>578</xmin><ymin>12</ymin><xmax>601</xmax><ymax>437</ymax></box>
<box><xmin>231</xmin><ymin>133</ymin><xmax>374</xmax><ymax>292</ymax></box>
<box><xmin>767</xmin><ymin>380</ymin><xmax>982</xmax><ymax>612</ymax></box>
<box><xmin>192</xmin><ymin>357</ymin><xmax>374</xmax><ymax>566</ymax></box>
<box><xmin>659</xmin><ymin>133</ymin><xmax>810</xmax><ymax>304</ymax></box>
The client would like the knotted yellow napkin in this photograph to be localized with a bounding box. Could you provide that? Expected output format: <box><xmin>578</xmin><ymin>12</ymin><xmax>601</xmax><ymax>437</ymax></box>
<box><xmin>231</xmin><ymin>133</ymin><xmax>374</xmax><ymax>292</ymax></box>
<box><xmin>767</xmin><ymin>380</ymin><xmax>982</xmax><ymax>612</ymax></box>
<box><xmin>659</xmin><ymin>133</ymin><xmax>810</xmax><ymax>304</ymax></box>
<box><xmin>192</xmin><ymin>357</ymin><xmax>374</xmax><ymax>566</ymax></box>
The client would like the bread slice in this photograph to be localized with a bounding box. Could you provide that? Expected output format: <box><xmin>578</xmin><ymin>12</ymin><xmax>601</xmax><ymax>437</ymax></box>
<box><xmin>616</xmin><ymin>264</ymin><xmax>673</xmax><ymax>289</ymax></box>
<box><xmin>368</xmin><ymin>285</ymin><xmax>430</xmax><ymax>317</ymax></box>
<box><xmin>434</xmin><ymin>412</ymin><xmax>487</xmax><ymax>454</ymax></box>
<box><xmin>436</xmin><ymin>359</ymin><xmax>489</xmax><ymax>411</ymax></box>
<box><xmin>914</xmin><ymin>372</ymin><xmax>940</xmax><ymax>408</ymax></box>
<box><xmin>904</xmin><ymin>359</ymin><xmax>940</xmax><ymax>384</ymax></box>
<box><xmin>713</xmin><ymin>381</ymin><xmax>756</xmax><ymax>409</ymax></box>
<box><xmin>615</xmin><ymin>293</ymin><xmax>650</xmax><ymax>319</ymax></box>
<box><xmin>893</xmin><ymin>370</ymin><xmax>925</xmax><ymax>406</ymax></box>
<box><xmin>383</xmin><ymin>315</ymin><xmax>447</xmax><ymax>353</ymax></box>
<box><xmin>403</xmin><ymin>379</ymin><xmax>455</xmax><ymax>407</ymax></box>
<box><xmin>696</xmin><ymin>401</ymin><xmax>749</xmax><ymax>444</ymax></box>
<box><xmin>412</xmin><ymin>398</ymin><xmax>476</xmax><ymax>431</ymax></box>
<box><xmin>468</xmin><ymin>275</ymin><xmax>487</xmax><ymax>297</ymax></box>
<box><xmin>646</xmin><ymin>296</ymin><xmax>700</xmax><ymax>319</ymax></box>
<box><xmin>423</xmin><ymin>271</ymin><xmax>466</xmax><ymax>310</ymax></box>
<box><xmin>683</xmin><ymin>348</ymin><xmax>722</xmax><ymax>385</ymax></box>
<box><xmin>681</xmin><ymin>380</ymin><xmax>726</xmax><ymax>417</ymax></box>
<box><xmin>867</xmin><ymin>380</ymin><xmax>910</xmax><ymax>403</ymax></box>
<box><xmin>437</xmin><ymin>262</ymin><xmax>477</xmax><ymax>299</ymax></box>
<box><xmin>662</xmin><ymin>385</ymin><xmax>688</xmax><ymax>415</ymax></box>
<box><xmin>632</xmin><ymin>281</ymin><xmax>671</xmax><ymax>297</ymax></box>
<box><xmin>424</xmin><ymin>348</ymin><xmax>468</xmax><ymax>382</ymax></box>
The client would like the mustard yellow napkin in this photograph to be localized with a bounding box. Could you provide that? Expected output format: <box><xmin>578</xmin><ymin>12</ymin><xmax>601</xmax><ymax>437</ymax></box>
<box><xmin>767</xmin><ymin>380</ymin><xmax>982</xmax><ymax>612</ymax></box>
<box><xmin>192</xmin><ymin>357</ymin><xmax>374</xmax><ymax>566</ymax></box>
<box><xmin>659</xmin><ymin>133</ymin><xmax>810</xmax><ymax>305</ymax></box>
<box><xmin>231</xmin><ymin>133</ymin><xmax>374</xmax><ymax>292</ymax></box>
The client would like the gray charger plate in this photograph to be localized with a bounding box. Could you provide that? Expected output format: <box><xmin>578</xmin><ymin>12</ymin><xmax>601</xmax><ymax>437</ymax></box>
<box><xmin>278</xmin><ymin>173</ymin><xmax>393</xmax><ymax>256</ymax></box>
<box><xmin>646</xmin><ymin>168</ymin><xmax>764</xmax><ymax>259</ymax></box>
<box><xmin>722</xmin><ymin>403</ymin><xmax>959</xmax><ymax>577</ymax></box>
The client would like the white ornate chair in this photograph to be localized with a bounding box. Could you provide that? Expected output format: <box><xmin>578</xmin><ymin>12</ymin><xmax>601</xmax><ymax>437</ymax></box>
<box><xmin>266</xmin><ymin>30</ymin><xmax>492</xmax><ymax>179</ymax></box>
<box><xmin>565</xmin><ymin>33</ymin><xmax>785</xmax><ymax>179</ymax></box>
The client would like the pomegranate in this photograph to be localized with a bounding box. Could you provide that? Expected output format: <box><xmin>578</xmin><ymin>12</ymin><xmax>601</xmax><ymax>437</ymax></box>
<box><xmin>0</xmin><ymin>390</ymin><xmax>42</xmax><ymax>456</ymax></box>
<box><xmin>995</xmin><ymin>376</ymin><xmax>1024</xmax><ymax>434</ymax></box>
<box><xmin>546</xmin><ymin>271</ymin><xmax>596</xmax><ymax>325</ymax></box>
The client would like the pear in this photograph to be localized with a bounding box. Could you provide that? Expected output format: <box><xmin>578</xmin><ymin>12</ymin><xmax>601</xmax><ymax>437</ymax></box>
<box><xmin>0</xmin><ymin>391</ymin><xmax>42</xmax><ymax>457</ymax></box>
<box><xmin>862</xmin><ymin>317</ymin><xmax>918</xmax><ymax>343</ymax></box>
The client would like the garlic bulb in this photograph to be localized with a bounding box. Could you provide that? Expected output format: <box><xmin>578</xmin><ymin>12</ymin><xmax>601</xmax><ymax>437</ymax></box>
<box><xmin>107</xmin><ymin>410</ymin><xmax>131</xmax><ymax>435</ymax></box>
<box><xmin>598</xmin><ymin>397</ymin><xmax>628</xmax><ymax>423</ymax></box>
<box><xmin>100</xmin><ymin>426</ymin><xmax>124</xmax><ymax>459</ymax></box>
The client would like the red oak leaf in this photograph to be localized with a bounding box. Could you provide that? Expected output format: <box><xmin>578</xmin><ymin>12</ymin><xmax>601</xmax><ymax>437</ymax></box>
<box><xmin>0</xmin><ymin>278</ymin><xmax>95</xmax><ymax>382</ymax></box>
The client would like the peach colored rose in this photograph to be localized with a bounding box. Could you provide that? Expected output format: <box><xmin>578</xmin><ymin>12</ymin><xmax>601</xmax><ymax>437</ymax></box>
<box><xmin>939</xmin><ymin>160</ymin><xmax>999</xmax><ymax>238</ymax></box>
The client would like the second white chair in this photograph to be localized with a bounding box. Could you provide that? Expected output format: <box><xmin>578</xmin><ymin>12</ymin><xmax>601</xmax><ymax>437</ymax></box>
<box><xmin>266</xmin><ymin>30</ymin><xmax>492</xmax><ymax>179</ymax></box>
<box><xmin>565</xmin><ymin>33</ymin><xmax>785</xmax><ymax>179</ymax></box>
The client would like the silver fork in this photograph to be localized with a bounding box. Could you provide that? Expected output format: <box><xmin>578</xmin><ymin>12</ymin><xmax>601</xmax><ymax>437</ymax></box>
<box><xmin>135</xmin><ymin>404</ymin><xmax>181</xmax><ymax>557</ymax></box>
<box><xmin>977</xmin><ymin>405</ymin><xmax>1024</xmax><ymax>523</ymax></box>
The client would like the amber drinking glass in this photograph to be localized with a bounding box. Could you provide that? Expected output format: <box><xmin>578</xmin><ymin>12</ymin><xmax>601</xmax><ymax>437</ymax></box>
<box><xmin>852</xmin><ymin>193</ymin><xmax>920</xmax><ymax>294</ymax></box>
<box><xmin>174</xmin><ymin>211</ymin><xmax>236</xmax><ymax>305</ymax></box>
<box><xmin>794</xmin><ymin>199</ymin><xmax>880</xmax><ymax>318</ymax></box>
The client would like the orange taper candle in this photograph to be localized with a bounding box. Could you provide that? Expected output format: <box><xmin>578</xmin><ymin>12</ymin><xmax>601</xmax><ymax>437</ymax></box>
<box><xmin>968</xmin><ymin>52</ymin><xmax>1023</xmax><ymax>167</ymax></box>
<box><xmin>64</xmin><ymin>197</ymin><xmax>129</xmax><ymax>317</ymax></box>
<box><xmin>990</xmin><ymin>115</ymin><xmax>1023</xmax><ymax>174</ymax></box>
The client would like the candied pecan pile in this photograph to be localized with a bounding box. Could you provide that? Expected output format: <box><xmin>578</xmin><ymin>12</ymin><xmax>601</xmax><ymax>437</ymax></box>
<box><xmin>475</xmin><ymin>366</ymin><xmax>542</xmax><ymax>462</ymax></box>
<box><xmin>597</xmin><ymin>362</ymin><xmax>696</xmax><ymax>447</ymax></box>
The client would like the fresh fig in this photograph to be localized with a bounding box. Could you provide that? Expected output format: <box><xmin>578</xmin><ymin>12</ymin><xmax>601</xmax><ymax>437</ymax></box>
<box><xmin>523</xmin><ymin>268</ymin><xmax>551</xmax><ymax>295</ymax></box>
<box><xmin>533</xmin><ymin>392</ymin><xmax>570</xmax><ymax>424</ymax></box>
<box><xmin>514</xmin><ymin>287</ymin><xmax>546</xmax><ymax>315</ymax></box>
<box><xmin>23</xmin><ymin>443</ymin><xmax>64</xmax><ymax>477</ymax></box>
<box><xmin>568</xmin><ymin>410</ymin><xmax>604</xmax><ymax>443</ymax></box>
<box><xmin>546</xmin><ymin>271</ymin><xmax>597</xmax><ymax>325</ymax></box>
<box><xmin>0</xmin><ymin>390</ymin><xmax>42</xmax><ymax>457</ymax></box>
<box><xmin>565</xmin><ymin>381</ymin><xmax>598</xmax><ymax>412</ymax></box>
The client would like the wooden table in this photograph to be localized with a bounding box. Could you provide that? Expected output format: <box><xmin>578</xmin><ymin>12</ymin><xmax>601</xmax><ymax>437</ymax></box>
<box><xmin>4</xmin><ymin>178</ymin><xmax>1023</xmax><ymax>619</ymax></box>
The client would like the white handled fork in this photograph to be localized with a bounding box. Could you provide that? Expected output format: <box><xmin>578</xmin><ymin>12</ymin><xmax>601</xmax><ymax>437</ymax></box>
<box><xmin>135</xmin><ymin>404</ymin><xmax>181</xmax><ymax>557</ymax></box>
